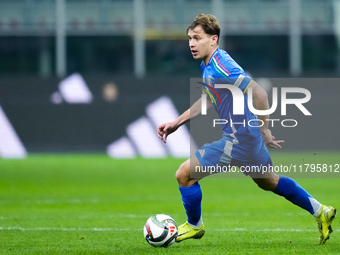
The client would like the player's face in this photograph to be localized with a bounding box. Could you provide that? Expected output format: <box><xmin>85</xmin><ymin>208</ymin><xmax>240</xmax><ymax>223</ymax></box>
<box><xmin>188</xmin><ymin>26</ymin><xmax>218</xmax><ymax>65</ymax></box>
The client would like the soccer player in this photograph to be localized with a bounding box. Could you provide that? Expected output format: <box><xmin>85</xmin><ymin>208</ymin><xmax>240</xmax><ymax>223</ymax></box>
<box><xmin>157</xmin><ymin>14</ymin><xmax>336</xmax><ymax>244</ymax></box>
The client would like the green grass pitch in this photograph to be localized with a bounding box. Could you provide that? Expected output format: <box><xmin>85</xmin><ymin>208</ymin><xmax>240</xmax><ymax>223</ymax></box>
<box><xmin>0</xmin><ymin>152</ymin><xmax>339</xmax><ymax>254</ymax></box>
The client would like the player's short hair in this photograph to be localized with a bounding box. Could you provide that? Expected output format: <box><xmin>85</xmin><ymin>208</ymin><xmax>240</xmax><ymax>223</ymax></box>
<box><xmin>187</xmin><ymin>14</ymin><xmax>220</xmax><ymax>42</ymax></box>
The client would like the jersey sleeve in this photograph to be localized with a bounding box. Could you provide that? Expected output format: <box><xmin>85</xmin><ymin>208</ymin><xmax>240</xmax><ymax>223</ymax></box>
<box><xmin>213</xmin><ymin>71</ymin><xmax>252</xmax><ymax>94</ymax></box>
<box><xmin>228</xmin><ymin>72</ymin><xmax>252</xmax><ymax>93</ymax></box>
<box><xmin>211</xmin><ymin>53</ymin><xmax>252</xmax><ymax>93</ymax></box>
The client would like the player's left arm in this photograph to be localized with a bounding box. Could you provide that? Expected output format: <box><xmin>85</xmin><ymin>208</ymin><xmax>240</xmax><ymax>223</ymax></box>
<box><xmin>245</xmin><ymin>80</ymin><xmax>285</xmax><ymax>149</ymax></box>
<box><xmin>157</xmin><ymin>95</ymin><xmax>213</xmax><ymax>144</ymax></box>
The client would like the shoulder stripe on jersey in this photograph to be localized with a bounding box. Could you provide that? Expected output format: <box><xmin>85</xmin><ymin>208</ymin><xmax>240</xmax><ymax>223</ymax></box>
<box><xmin>212</xmin><ymin>59</ymin><xmax>228</xmax><ymax>78</ymax></box>
<box><xmin>214</xmin><ymin>55</ymin><xmax>231</xmax><ymax>76</ymax></box>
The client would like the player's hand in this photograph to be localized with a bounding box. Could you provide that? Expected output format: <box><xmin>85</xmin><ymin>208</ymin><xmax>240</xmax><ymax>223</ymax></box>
<box><xmin>261</xmin><ymin>128</ymin><xmax>284</xmax><ymax>149</ymax></box>
<box><xmin>157</xmin><ymin>122</ymin><xmax>178</xmax><ymax>144</ymax></box>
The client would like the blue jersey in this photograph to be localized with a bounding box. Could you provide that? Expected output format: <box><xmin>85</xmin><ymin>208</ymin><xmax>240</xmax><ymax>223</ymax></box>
<box><xmin>200</xmin><ymin>48</ymin><xmax>262</xmax><ymax>144</ymax></box>
<box><xmin>195</xmin><ymin>48</ymin><xmax>271</xmax><ymax>171</ymax></box>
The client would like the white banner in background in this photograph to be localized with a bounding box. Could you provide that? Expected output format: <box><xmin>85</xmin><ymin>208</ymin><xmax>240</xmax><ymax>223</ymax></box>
<box><xmin>107</xmin><ymin>96</ymin><xmax>196</xmax><ymax>158</ymax></box>
<box><xmin>0</xmin><ymin>106</ymin><xmax>27</xmax><ymax>158</ymax></box>
<box><xmin>51</xmin><ymin>73</ymin><xmax>93</xmax><ymax>104</ymax></box>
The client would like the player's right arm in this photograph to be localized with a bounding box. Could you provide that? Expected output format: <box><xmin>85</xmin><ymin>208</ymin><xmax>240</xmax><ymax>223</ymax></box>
<box><xmin>157</xmin><ymin>94</ymin><xmax>212</xmax><ymax>143</ymax></box>
<box><xmin>245</xmin><ymin>80</ymin><xmax>284</xmax><ymax>149</ymax></box>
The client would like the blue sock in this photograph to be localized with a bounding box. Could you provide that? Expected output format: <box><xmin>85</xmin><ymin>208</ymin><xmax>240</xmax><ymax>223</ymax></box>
<box><xmin>274</xmin><ymin>176</ymin><xmax>321</xmax><ymax>215</ymax></box>
<box><xmin>179</xmin><ymin>182</ymin><xmax>202</xmax><ymax>225</ymax></box>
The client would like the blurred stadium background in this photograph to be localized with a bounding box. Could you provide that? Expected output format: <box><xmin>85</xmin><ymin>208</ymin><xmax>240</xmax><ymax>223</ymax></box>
<box><xmin>0</xmin><ymin>0</ymin><xmax>340</xmax><ymax>158</ymax></box>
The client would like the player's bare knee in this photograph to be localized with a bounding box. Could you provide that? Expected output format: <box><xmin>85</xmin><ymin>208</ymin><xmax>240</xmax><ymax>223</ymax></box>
<box><xmin>176</xmin><ymin>163</ymin><xmax>190</xmax><ymax>187</ymax></box>
<box><xmin>175</xmin><ymin>168</ymin><xmax>183</xmax><ymax>183</ymax></box>
<box><xmin>257</xmin><ymin>182</ymin><xmax>272</xmax><ymax>191</ymax></box>
<box><xmin>175</xmin><ymin>171</ymin><xmax>189</xmax><ymax>187</ymax></box>
<box><xmin>254</xmin><ymin>178</ymin><xmax>278</xmax><ymax>191</ymax></box>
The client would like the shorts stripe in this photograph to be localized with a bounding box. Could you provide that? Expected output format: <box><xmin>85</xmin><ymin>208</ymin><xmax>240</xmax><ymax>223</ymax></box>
<box><xmin>219</xmin><ymin>140</ymin><xmax>233</xmax><ymax>165</ymax></box>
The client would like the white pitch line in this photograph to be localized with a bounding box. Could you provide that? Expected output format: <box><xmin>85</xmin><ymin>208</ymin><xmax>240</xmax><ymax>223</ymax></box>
<box><xmin>0</xmin><ymin>213</ymin><xmax>307</xmax><ymax>220</ymax></box>
<box><xmin>0</xmin><ymin>214</ymin><xmax>153</xmax><ymax>220</ymax></box>
<box><xmin>0</xmin><ymin>227</ymin><xmax>139</xmax><ymax>232</ymax></box>
<box><xmin>214</xmin><ymin>228</ymin><xmax>336</xmax><ymax>232</ymax></box>
<box><xmin>0</xmin><ymin>226</ymin><xmax>339</xmax><ymax>232</ymax></box>
<box><xmin>0</xmin><ymin>198</ymin><xmax>101</xmax><ymax>206</ymax></box>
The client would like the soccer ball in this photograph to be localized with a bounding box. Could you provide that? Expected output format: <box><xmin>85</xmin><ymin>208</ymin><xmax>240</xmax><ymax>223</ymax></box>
<box><xmin>143</xmin><ymin>214</ymin><xmax>178</xmax><ymax>247</ymax></box>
